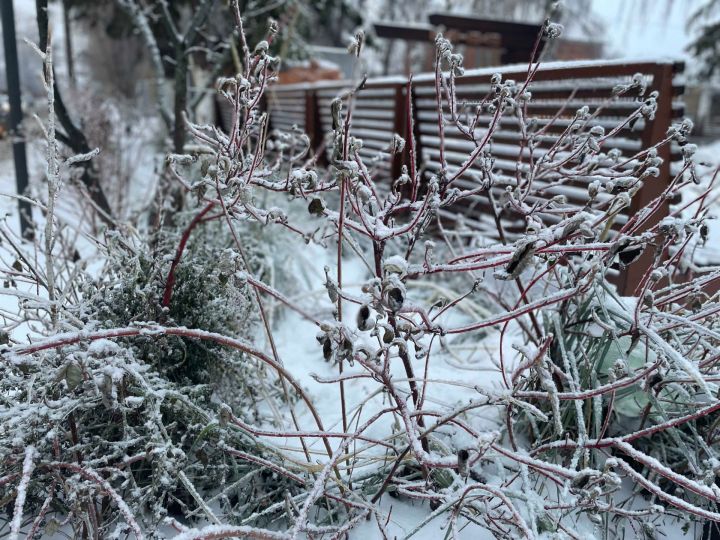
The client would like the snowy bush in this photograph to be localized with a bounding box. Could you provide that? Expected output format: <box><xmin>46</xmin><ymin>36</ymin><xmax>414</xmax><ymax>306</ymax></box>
<box><xmin>3</xmin><ymin>3</ymin><xmax>720</xmax><ymax>539</ymax></box>
<box><xmin>0</xmin><ymin>337</ymin><xmax>308</xmax><ymax>537</ymax></box>
<box><xmin>87</xmin><ymin>222</ymin><xmax>274</xmax><ymax>401</ymax></box>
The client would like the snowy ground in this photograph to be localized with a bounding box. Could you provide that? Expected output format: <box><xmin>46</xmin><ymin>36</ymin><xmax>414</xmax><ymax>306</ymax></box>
<box><xmin>269</xmin><ymin>244</ymin><xmax>500</xmax><ymax>538</ymax></box>
<box><xmin>690</xmin><ymin>139</ymin><xmax>720</xmax><ymax>266</ymax></box>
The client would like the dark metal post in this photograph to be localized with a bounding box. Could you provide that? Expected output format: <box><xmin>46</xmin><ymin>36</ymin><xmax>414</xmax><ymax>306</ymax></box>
<box><xmin>62</xmin><ymin>0</ymin><xmax>75</xmax><ymax>86</ymax></box>
<box><xmin>1</xmin><ymin>0</ymin><xmax>34</xmax><ymax>239</ymax></box>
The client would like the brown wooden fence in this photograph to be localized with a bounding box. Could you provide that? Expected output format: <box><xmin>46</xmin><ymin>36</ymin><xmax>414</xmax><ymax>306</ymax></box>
<box><xmin>263</xmin><ymin>59</ymin><xmax>686</xmax><ymax>295</ymax></box>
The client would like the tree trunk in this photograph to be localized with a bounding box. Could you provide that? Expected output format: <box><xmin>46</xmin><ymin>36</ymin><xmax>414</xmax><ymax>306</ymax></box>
<box><xmin>173</xmin><ymin>44</ymin><xmax>188</xmax><ymax>154</ymax></box>
<box><xmin>62</xmin><ymin>0</ymin><xmax>74</xmax><ymax>86</ymax></box>
<box><xmin>36</xmin><ymin>0</ymin><xmax>113</xmax><ymax>224</ymax></box>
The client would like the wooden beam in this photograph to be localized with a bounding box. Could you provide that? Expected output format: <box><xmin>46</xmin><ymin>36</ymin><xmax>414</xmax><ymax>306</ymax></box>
<box><xmin>428</xmin><ymin>12</ymin><xmax>543</xmax><ymax>64</ymax></box>
<box><xmin>428</xmin><ymin>13</ymin><xmax>542</xmax><ymax>43</ymax></box>
<box><xmin>620</xmin><ymin>63</ymin><xmax>676</xmax><ymax>296</ymax></box>
<box><xmin>373</xmin><ymin>22</ymin><xmax>435</xmax><ymax>42</ymax></box>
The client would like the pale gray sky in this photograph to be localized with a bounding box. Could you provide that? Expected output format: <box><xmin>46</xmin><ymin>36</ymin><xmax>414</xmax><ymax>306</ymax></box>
<box><xmin>591</xmin><ymin>0</ymin><xmax>695</xmax><ymax>60</ymax></box>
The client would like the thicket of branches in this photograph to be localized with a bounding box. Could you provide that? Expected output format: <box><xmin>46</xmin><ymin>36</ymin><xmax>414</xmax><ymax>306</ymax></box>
<box><xmin>2</xmin><ymin>2</ymin><xmax>720</xmax><ymax>539</ymax></box>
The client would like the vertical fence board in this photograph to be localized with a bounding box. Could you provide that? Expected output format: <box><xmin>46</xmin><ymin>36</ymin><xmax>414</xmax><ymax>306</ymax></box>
<box><xmin>620</xmin><ymin>63</ymin><xmax>676</xmax><ymax>296</ymax></box>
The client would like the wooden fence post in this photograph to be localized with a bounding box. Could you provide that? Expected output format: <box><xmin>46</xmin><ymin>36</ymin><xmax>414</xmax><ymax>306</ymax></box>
<box><xmin>619</xmin><ymin>63</ymin><xmax>675</xmax><ymax>296</ymax></box>
<box><xmin>409</xmin><ymin>80</ymin><xmax>423</xmax><ymax>184</ymax></box>
<box><xmin>391</xmin><ymin>83</ymin><xmax>407</xmax><ymax>180</ymax></box>
<box><xmin>304</xmin><ymin>88</ymin><xmax>324</xmax><ymax>165</ymax></box>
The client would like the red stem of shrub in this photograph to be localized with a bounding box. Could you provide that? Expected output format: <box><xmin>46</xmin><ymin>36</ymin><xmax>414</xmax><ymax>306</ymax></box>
<box><xmin>162</xmin><ymin>201</ymin><xmax>216</xmax><ymax>308</ymax></box>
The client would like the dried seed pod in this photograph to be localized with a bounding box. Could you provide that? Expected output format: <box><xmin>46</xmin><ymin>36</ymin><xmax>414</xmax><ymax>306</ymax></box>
<box><xmin>643</xmin><ymin>289</ymin><xmax>654</xmax><ymax>307</ymax></box>
<box><xmin>589</xmin><ymin>125</ymin><xmax>605</xmax><ymax>138</ymax></box>
<box><xmin>324</xmin><ymin>266</ymin><xmax>339</xmax><ymax>303</ymax></box>
<box><xmin>644</xmin><ymin>372</ymin><xmax>663</xmax><ymax>392</ymax></box>
<box><xmin>254</xmin><ymin>40</ymin><xmax>269</xmax><ymax>56</ymax></box>
<box><xmin>649</xmin><ymin>268</ymin><xmax>665</xmax><ymax>282</ymax></box>
<box><xmin>339</xmin><ymin>336</ymin><xmax>354</xmax><ymax>364</ymax></box>
<box><xmin>588</xmin><ymin>181</ymin><xmax>599</xmax><ymax>199</ymax></box>
<box><xmin>457</xmin><ymin>449</ymin><xmax>469</xmax><ymax>477</ymax></box>
<box><xmin>219</xmin><ymin>404</ymin><xmax>233</xmax><ymax>426</ymax></box>
<box><xmin>543</xmin><ymin>21</ymin><xmax>563</xmax><ymax>39</ymax></box>
<box><xmin>498</xmin><ymin>241</ymin><xmax>536</xmax><ymax>280</ymax></box>
<box><xmin>308</xmin><ymin>197</ymin><xmax>326</xmax><ymax>216</ymax></box>
<box><xmin>682</xmin><ymin>143</ymin><xmax>697</xmax><ymax>159</ymax></box>
<box><xmin>618</xmin><ymin>244</ymin><xmax>645</xmax><ymax>268</ymax></box>
<box><xmin>383</xmin><ymin>255</ymin><xmax>408</xmax><ymax>276</ymax></box>
<box><xmin>322</xmin><ymin>336</ymin><xmax>333</xmax><ymax>362</ymax></box>
<box><xmin>266</xmin><ymin>207</ymin><xmax>287</xmax><ymax>224</ymax></box>
<box><xmin>700</xmin><ymin>223</ymin><xmax>709</xmax><ymax>244</ymax></box>
<box><xmin>331</xmin><ymin>98</ymin><xmax>343</xmax><ymax>131</ymax></box>
<box><xmin>347</xmin><ymin>29</ymin><xmax>365</xmax><ymax>57</ymax></box>
<box><xmin>389</xmin><ymin>134</ymin><xmax>405</xmax><ymax>154</ymax></box>
<box><xmin>386</xmin><ymin>286</ymin><xmax>405</xmax><ymax>312</ymax></box>
<box><xmin>356</xmin><ymin>304</ymin><xmax>375</xmax><ymax>331</ymax></box>
<box><xmin>361</xmin><ymin>278</ymin><xmax>381</xmax><ymax>295</ymax></box>
<box><xmin>383</xmin><ymin>327</ymin><xmax>394</xmax><ymax>344</ymax></box>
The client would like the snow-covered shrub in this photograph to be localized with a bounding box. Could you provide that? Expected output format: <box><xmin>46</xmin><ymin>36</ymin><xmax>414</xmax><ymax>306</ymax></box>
<box><xmin>156</xmin><ymin>18</ymin><xmax>720</xmax><ymax>536</ymax></box>
<box><xmin>86</xmin><ymin>221</ymin><xmax>276</xmax><ymax>404</ymax></box>
<box><xmin>0</xmin><ymin>336</ymin><xmax>308</xmax><ymax>537</ymax></box>
<box><xmin>0</xmin><ymin>148</ymin><xmax>318</xmax><ymax>540</ymax></box>
<box><xmin>0</xmin><ymin>18</ymin><xmax>309</xmax><ymax>537</ymax></box>
<box><xmin>523</xmin><ymin>278</ymin><xmax>720</xmax><ymax>518</ymax></box>
<box><xmin>4</xmin><ymin>4</ymin><xmax>720</xmax><ymax>539</ymax></box>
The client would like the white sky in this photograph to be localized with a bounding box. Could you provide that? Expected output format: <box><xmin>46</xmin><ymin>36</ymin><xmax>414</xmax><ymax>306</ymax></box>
<box><xmin>591</xmin><ymin>0</ymin><xmax>695</xmax><ymax>60</ymax></box>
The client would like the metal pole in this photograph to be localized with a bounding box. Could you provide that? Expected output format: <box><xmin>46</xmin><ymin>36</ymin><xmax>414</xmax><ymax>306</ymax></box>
<box><xmin>62</xmin><ymin>0</ymin><xmax>75</xmax><ymax>86</ymax></box>
<box><xmin>1</xmin><ymin>0</ymin><xmax>34</xmax><ymax>240</ymax></box>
